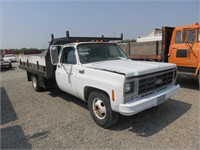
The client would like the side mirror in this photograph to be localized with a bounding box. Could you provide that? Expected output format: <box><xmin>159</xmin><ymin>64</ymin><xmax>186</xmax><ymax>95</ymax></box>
<box><xmin>50</xmin><ymin>46</ymin><xmax>59</xmax><ymax>65</ymax></box>
<box><xmin>181</xmin><ymin>28</ymin><xmax>187</xmax><ymax>43</ymax></box>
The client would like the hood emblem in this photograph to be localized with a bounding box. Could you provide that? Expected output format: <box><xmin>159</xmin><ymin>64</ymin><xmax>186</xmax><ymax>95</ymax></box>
<box><xmin>156</xmin><ymin>79</ymin><xmax>163</xmax><ymax>84</ymax></box>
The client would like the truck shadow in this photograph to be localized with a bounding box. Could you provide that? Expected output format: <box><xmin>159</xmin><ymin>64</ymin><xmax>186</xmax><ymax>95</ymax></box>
<box><xmin>1</xmin><ymin>87</ymin><xmax>32</xmax><ymax>149</ymax></box>
<box><xmin>48</xmin><ymin>88</ymin><xmax>191</xmax><ymax>137</ymax></box>
<box><xmin>111</xmin><ymin>99</ymin><xmax>191</xmax><ymax>137</ymax></box>
<box><xmin>1</xmin><ymin>125</ymin><xmax>32</xmax><ymax>149</ymax></box>
<box><xmin>1</xmin><ymin>125</ymin><xmax>48</xmax><ymax>149</ymax></box>
<box><xmin>1</xmin><ymin>87</ymin><xmax>18</xmax><ymax>125</ymax></box>
<box><xmin>48</xmin><ymin>88</ymin><xmax>88</xmax><ymax>110</ymax></box>
<box><xmin>177</xmin><ymin>75</ymin><xmax>199</xmax><ymax>90</ymax></box>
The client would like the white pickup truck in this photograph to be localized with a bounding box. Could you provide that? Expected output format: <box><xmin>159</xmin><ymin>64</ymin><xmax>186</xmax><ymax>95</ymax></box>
<box><xmin>19</xmin><ymin>32</ymin><xmax>180</xmax><ymax>128</ymax></box>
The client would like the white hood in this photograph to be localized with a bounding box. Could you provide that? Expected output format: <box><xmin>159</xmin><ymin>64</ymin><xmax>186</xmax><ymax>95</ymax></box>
<box><xmin>83</xmin><ymin>59</ymin><xmax>176</xmax><ymax>77</ymax></box>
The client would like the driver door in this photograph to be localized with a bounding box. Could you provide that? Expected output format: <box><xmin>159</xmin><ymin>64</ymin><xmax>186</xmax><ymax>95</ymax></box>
<box><xmin>169</xmin><ymin>29</ymin><xmax>197</xmax><ymax>67</ymax></box>
<box><xmin>55</xmin><ymin>46</ymin><xmax>78</xmax><ymax>96</ymax></box>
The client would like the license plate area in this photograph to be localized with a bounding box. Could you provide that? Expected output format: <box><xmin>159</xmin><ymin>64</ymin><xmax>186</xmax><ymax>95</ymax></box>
<box><xmin>157</xmin><ymin>94</ymin><xmax>166</xmax><ymax>105</ymax></box>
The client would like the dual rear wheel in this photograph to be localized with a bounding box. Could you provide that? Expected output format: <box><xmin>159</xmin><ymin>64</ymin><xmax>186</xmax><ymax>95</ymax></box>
<box><xmin>31</xmin><ymin>75</ymin><xmax>42</xmax><ymax>92</ymax></box>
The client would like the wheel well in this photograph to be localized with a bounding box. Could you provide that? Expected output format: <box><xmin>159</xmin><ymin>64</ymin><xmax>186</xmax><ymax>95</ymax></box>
<box><xmin>27</xmin><ymin>72</ymin><xmax>39</xmax><ymax>81</ymax></box>
<box><xmin>84</xmin><ymin>86</ymin><xmax>110</xmax><ymax>101</ymax></box>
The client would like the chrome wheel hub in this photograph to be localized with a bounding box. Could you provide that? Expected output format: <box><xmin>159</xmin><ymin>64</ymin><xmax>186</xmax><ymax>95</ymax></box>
<box><xmin>32</xmin><ymin>77</ymin><xmax>37</xmax><ymax>88</ymax></box>
<box><xmin>93</xmin><ymin>98</ymin><xmax>106</xmax><ymax>120</ymax></box>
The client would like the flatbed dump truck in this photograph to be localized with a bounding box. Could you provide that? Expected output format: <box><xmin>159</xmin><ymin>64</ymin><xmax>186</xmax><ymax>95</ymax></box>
<box><xmin>119</xmin><ymin>23</ymin><xmax>200</xmax><ymax>87</ymax></box>
<box><xmin>19</xmin><ymin>32</ymin><xmax>180</xmax><ymax>128</ymax></box>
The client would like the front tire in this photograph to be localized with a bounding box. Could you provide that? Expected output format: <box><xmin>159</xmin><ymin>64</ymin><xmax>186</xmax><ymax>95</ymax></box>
<box><xmin>31</xmin><ymin>75</ymin><xmax>42</xmax><ymax>92</ymax></box>
<box><xmin>88</xmin><ymin>91</ymin><xmax>119</xmax><ymax>128</ymax></box>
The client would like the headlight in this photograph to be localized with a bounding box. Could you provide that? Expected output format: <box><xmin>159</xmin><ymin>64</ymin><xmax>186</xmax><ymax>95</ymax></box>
<box><xmin>125</xmin><ymin>82</ymin><xmax>134</xmax><ymax>94</ymax></box>
<box><xmin>125</xmin><ymin>83</ymin><xmax>131</xmax><ymax>93</ymax></box>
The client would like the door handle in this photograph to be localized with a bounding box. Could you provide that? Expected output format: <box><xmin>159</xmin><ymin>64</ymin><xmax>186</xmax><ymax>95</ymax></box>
<box><xmin>57</xmin><ymin>64</ymin><xmax>61</xmax><ymax>68</ymax></box>
<box><xmin>172</xmin><ymin>47</ymin><xmax>177</xmax><ymax>49</ymax></box>
<box><xmin>79</xmin><ymin>70</ymin><xmax>84</xmax><ymax>74</ymax></box>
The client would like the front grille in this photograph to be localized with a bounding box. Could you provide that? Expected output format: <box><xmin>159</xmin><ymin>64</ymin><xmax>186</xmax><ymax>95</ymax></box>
<box><xmin>138</xmin><ymin>70</ymin><xmax>174</xmax><ymax>96</ymax></box>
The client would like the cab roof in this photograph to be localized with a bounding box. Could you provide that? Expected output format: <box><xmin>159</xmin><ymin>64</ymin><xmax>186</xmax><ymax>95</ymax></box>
<box><xmin>174</xmin><ymin>23</ymin><xmax>200</xmax><ymax>30</ymax></box>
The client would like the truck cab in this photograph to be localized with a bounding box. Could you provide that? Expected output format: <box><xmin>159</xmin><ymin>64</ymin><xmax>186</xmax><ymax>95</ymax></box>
<box><xmin>168</xmin><ymin>23</ymin><xmax>200</xmax><ymax>77</ymax></box>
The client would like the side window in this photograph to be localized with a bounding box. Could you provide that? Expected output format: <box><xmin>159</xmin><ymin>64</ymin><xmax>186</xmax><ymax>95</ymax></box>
<box><xmin>175</xmin><ymin>31</ymin><xmax>182</xmax><ymax>43</ymax></box>
<box><xmin>186</xmin><ymin>29</ymin><xmax>195</xmax><ymax>42</ymax></box>
<box><xmin>61</xmin><ymin>47</ymin><xmax>76</xmax><ymax>64</ymax></box>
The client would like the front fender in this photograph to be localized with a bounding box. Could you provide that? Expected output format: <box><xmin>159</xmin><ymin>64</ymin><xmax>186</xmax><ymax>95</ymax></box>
<box><xmin>76</xmin><ymin>67</ymin><xmax>125</xmax><ymax>111</ymax></box>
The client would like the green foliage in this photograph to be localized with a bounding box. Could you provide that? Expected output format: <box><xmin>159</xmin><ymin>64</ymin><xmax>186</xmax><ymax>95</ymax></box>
<box><xmin>0</xmin><ymin>48</ymin><xmax>47</xmax><ymax>54</ymax></box>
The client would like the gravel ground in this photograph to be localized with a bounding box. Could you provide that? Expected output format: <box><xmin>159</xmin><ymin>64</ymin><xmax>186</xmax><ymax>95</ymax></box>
<box><xmin>1</xmin><ymin>63</ymin><xmax>200</xmax><ymax>149</ymax></box>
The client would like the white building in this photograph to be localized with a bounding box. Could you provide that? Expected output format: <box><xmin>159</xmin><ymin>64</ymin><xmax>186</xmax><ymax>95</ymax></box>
<box><xmin>136</xmin><ymin>28</ymin><xmax>162</xmax><ymax>42</ymax></box>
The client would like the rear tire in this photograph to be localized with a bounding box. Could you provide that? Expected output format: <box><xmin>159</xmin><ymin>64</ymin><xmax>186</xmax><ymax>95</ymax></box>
<box><xmin>88</xmin><ymin>91</ymin><xmax>119</xmax><ymax>128</ymax></box>
<box><xmin>31</xmin><ymin>75</ymin><xmax>42</xmax><ymax>92</ymax></box>
<box><xmin>9</xmin><ymin>63</ymin><xmax>12</xmax><ymax>68</ymax></box>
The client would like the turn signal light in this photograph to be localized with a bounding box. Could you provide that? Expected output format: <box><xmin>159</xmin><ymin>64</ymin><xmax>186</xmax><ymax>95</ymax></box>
<box><xmin>112</xmin><ymin>90</ymin><xmax>115</xmax><ymax>101</ymax></box>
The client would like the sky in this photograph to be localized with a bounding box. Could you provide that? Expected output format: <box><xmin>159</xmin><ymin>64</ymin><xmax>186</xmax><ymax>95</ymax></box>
<box><xmin>0</xmin><ymin>0</ymin><xmax>199</xmax><ymax>49</ymax></box>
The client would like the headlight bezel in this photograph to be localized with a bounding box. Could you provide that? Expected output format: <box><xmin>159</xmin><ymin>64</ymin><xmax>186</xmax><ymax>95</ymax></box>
<box><xmin>124</xmin><ymin>81</ymin><xmax>134</xmax><ymax>95</ymax></box>
<box><xmin>124</xmin><ymin>78</ymin><xmax>139</xmax><ymax>103</ymax></box>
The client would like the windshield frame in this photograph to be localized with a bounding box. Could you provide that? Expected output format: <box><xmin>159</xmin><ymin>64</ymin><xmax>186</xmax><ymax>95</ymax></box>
<box><xmin>77</xmin><ymin>43</ymin><xmax>127</xmax><ymax>64</ymax></box>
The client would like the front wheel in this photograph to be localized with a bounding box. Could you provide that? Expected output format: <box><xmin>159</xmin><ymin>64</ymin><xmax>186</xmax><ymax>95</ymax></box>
<box><xmin>88</xmin><ymin>91</ymin><xmax>119</xmax><ymax>128</ymax></box>
<box><xmin>31</xmin><ymin>75</ymin><xmax>42</xmax><ymax>92</ymax></box>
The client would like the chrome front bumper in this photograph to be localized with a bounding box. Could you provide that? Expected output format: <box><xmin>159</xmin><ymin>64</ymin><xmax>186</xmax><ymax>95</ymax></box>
<box><xmin>119</xmin><ymin>84</ymin><xmax>180</xmax><ymax>116</ymax></box>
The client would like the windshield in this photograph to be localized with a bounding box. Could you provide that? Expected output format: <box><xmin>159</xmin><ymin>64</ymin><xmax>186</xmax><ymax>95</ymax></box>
<box><xmin>198</xmin><ymin>28</ymin><xmax>200</xmax><ymax>42</ymax></box>
<box><xmin>77</xmin><ymin>43</ymin><xmax>127</xmax><ymax>64</ymax></box>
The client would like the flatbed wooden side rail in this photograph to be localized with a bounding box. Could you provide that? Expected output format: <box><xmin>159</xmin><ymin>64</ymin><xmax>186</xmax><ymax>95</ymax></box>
<box><xmin>19</xmin><ymin>59</ymin><xmax>46</xmax><ymax>77</ymax></box>
<box><xmin>128</xmin><ymin>55</ymin><xmax>161</xmax><ymax>61</ymax></box>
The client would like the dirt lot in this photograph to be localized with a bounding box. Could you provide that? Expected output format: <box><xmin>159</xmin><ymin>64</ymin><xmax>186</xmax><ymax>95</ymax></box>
<box><xmin>1</xmin><ymin>63</ymin><xmax>200</xmax><ymax>149</ymax></box>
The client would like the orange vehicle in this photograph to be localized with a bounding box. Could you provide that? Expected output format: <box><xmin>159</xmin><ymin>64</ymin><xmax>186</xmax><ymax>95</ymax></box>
<box><xmin>120</xmin><ymin>23</ymin><xmax>200</xmax><ymax>87</ymax></box>
<box><xmin>168</xmin><ymin>24</ymin><xmax>200</xmax><ymax>82</ymax></box>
